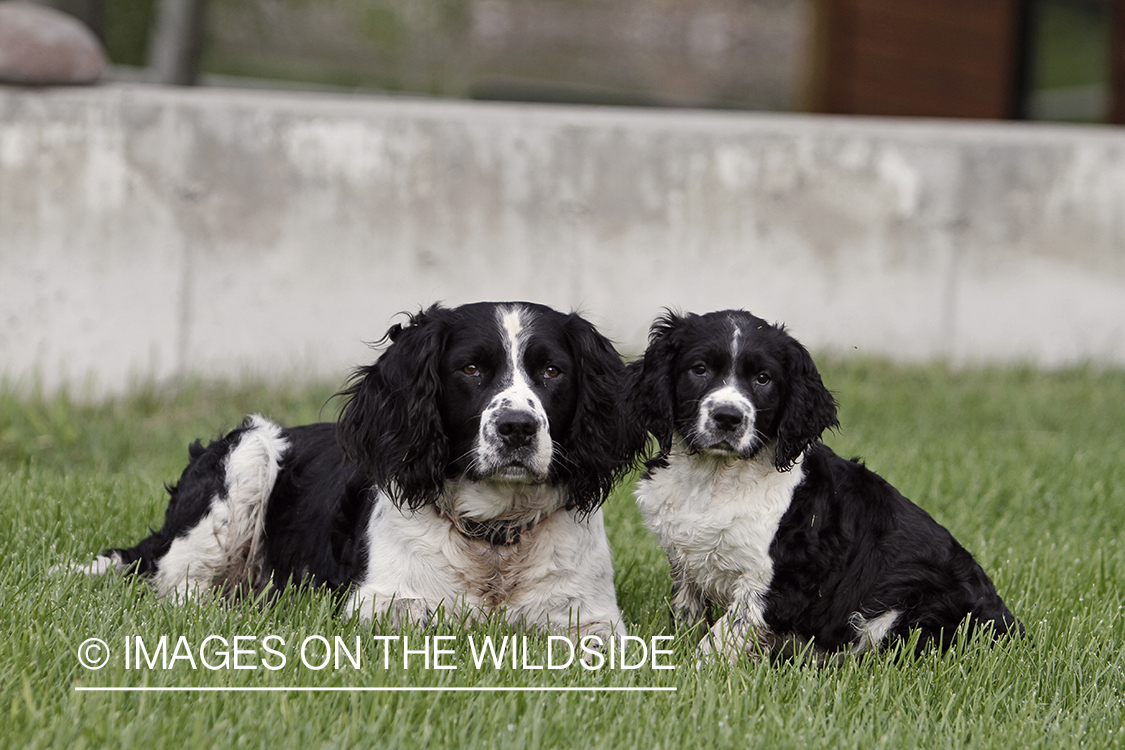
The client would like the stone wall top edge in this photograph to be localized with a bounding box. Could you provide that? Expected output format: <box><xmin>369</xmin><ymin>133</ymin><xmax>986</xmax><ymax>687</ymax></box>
<box><xmin>3</xmin><ymin>82</ymin><xmax>1123</xmax><ymax>148</ymax></box>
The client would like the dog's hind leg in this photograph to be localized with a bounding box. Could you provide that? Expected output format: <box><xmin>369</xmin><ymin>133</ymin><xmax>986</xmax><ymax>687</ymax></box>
<box><xmin>154</xmin><ymin>416</ymin><xmax>288</xmax><ymax>601</ymax></box>
<box><xmin>53</xmin><ymin>551</ymin><xmax>129</xmax><ymax>576</ymax></box>
<box><xmin>58</xmin><ymin>416</ymin><xmax>289</xmax><ymax>600</ymax></box>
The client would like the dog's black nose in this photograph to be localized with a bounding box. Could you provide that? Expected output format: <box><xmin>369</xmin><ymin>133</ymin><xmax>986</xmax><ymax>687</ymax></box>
<box><xmin>710</xmin><ymin>405</ymin><xmax>744</xmax><ymax>432</ymax></box>
<box><xmin>495</xmin><ymin>410</ymin><xmax>539</xmax><ymax>448</ymax></box>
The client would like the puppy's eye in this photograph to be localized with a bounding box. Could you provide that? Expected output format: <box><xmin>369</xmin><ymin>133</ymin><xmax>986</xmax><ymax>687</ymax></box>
<box><xmin>544</xmin><ymin>365</ymin><xmax>561</xmax><ymax>379</ymax></box>
<box><xmin>756</xmin><ymin>372</ymin><xmax>771</xmax><ymax>385</ymax></box>
<box><xmin>461</xmin><ymin>364</ymin><xmax>480</xmax><ymax>377</ymax></box>
<box><xmin>690</xmin><ymin>364</ymin><xmax>707</xmax><ymax>377</ymax></box>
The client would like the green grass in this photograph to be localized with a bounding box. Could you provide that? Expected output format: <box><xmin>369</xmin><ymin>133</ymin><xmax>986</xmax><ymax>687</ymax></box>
<box><xmin>4</xmin><ymin>361</ymin><xmax>1125</xmax><ymax>748</ymax></box>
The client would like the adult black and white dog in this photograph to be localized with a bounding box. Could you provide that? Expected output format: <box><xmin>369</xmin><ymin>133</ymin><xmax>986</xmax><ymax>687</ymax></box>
<box><xmin>76</xmin><ymin>302</ymin><xmax>644</xmax><ymax>643</ymax></box>
<box><xmin>628</xmin><ymin>309</ymin><xmax>1021</xmax><ymax>659</ymax></box>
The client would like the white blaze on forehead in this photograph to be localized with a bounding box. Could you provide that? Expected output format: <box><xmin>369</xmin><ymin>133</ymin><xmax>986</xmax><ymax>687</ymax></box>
<box><xmin>731</xmin><ymin>319</ymin><xmax>742</xmax><ymax>360</ymax></box>
<box><xmin>499</xmin><ymin>306</ymin><xmax>528</xmax><ymax>387</ymax></box>
<box><xmin>472</xmin><ymin>305</ymin><xmax>552</xmax><ymax>481</ymax></box>
<box><xmin>501</xmin><ymin>306</ymin><xmax>525</xmax><ymax>349</ymax></box>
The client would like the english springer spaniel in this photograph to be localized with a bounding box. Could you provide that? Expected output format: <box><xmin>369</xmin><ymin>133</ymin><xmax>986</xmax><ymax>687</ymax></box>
<box><xmin>628</xmin><ymin>309</ymin><xmax>1022</xmax><ymax>660</ymax></box>
<box><xmin>76</xmin><ymin>302</ymin><xmax>644</xmax><ymax>643</ymax></box>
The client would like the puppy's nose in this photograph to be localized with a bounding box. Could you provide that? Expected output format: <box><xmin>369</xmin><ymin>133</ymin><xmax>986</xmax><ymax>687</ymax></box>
<box><xmin>495</xmin><ymin>410</ymin><xmax>538</xmax><ymax>448</ymax></box>
<box><xmin>710</xmin><ymin>405</ymin><xmax>744</xmax><ymax>432</ymax></box>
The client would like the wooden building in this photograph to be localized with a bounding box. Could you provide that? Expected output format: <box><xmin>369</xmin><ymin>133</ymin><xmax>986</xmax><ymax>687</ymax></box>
<box><xmin>806</xmin><ymin>0</ymin><xmax>1124</xmax><ymax>124</ymax></box>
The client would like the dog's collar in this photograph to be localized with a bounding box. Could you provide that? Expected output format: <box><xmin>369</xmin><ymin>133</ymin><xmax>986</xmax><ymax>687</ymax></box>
<box><xmin>439</xmin><ymin>506</ymin><xmax>568</xmax><ymax>546</ymax></box>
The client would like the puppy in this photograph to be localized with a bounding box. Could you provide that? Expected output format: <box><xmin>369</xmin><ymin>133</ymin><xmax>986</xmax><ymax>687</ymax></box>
<box><xmin>628</xmin><ymin>309</ymin><xmax>1021</xmax><ymax>659</ymax></box>
<box><xmin>76</xmin><ymin>302</ymin><xmax>645</xmax><ymax>643</ymax></box>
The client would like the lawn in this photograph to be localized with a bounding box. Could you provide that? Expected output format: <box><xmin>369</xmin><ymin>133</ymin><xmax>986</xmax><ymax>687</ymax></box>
<box><xmin>3</xmin><ymin>360</ymin><xmax>1124</xmax><ymax>749</ymax></box>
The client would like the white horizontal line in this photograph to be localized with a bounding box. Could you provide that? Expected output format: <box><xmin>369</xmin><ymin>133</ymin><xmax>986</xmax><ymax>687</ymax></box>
<box><xmin>75</xmin><ymin>686</ymin><xmax>676</xmax><ymax>693</ymax></box>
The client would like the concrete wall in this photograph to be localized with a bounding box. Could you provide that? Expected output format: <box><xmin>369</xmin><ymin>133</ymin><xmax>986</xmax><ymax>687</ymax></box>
<box><xmin>2</xmin><ymin>83</ymin><xmax>1124</xmax><ymax>393</ymax></box>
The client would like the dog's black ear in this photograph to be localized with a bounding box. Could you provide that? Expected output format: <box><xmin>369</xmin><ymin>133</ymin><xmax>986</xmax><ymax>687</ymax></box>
<box><xmin>557</xmin><ymin>313</ymin><xmax>648</xmax><ymax>514</ymax></box>
<box><xmin>337</xmin><ymin>306</ymin><xmax>450</xmax><ymax>509</ymax></box>
<box><xmin>774</xmin><ymin>333</ymin><xmax>838</xmax><ymax>472</ymax></box>
<box><xmin>626</xmin><ymin>312</ymin><xmax>682</xmax><ymax>468</ymax></box>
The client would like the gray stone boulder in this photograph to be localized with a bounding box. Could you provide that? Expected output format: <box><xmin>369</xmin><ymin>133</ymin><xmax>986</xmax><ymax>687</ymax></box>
<box><xmin>0</xmin><ymin>2</ymin><xmax>108</xmax><ymax>84</ymax></box>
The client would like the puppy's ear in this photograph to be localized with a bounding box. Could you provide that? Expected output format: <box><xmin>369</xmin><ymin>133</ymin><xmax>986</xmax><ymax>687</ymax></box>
<box><xmin>337</xmin><ymin>306</ymin><xmax>450</xmax><ymax>509</ymax></box>
<box><xmin>626</xmin><ymin>312</ymin><xmax>682</xmax><ymax>468</ymax></box>
<box><xmin>774</xmin><ymin>334</ymin><xmax>838</xmax><ymax>472</ymax></box>
<box><xmin>557</xmin><ymin>314</ymin><xmax>648</xmax><ymax>514</ymax></box>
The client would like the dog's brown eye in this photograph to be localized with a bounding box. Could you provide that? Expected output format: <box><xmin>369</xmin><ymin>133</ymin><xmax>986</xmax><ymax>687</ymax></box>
<box><xmin>544</xmin><ymin>365</ymin><xmax>561</xmax><ymax>379</ymax></box>
<box><xmin>756</xmin><ymin>372</ymin><xmax>771</xmax><ymax>385</ymax></box>
<box><xmin>461</xmin><ymin>364</ymin><xmax>480</xmax><ymax>376</ymax></box>
<box><xmin>691</xmin><ymin>364</ymin><xmax>707</xmax><ymax>377</ymax></box>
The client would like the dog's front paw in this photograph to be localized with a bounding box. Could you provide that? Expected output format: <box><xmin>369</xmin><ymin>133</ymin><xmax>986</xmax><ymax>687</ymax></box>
<box><xmin>379</xmin><ymin>598</ymin><xmax>435</xmax><ymax>632</ymax></box>
<box><xmin>670</xmin><ymin>579</ymin><xmax>708</xmax><ymax>627</ymax></box>
<box><xmin>571</xmin><ymin>620</ymin><xmax>626</xmax><ymax>668</ymax></box>
<box><xmin>694</xmin><ymin>632</ymin><xmax>746</xmax><ymax>667</ymax></box>
<box><xmin>345</xmin><ymin>591</ymin><xmax>436</xmax><ymax>632</ymax></box>
<box><xmin>694</xmin><ymin>614</ymin><xmax>766</xmax><ymax>666</ymax></box>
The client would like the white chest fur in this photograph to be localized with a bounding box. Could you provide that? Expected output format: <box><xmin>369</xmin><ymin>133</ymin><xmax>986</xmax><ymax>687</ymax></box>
<box><xmin>635</xmin><ymin>445</ymin><xmax>805</xmax><ymax>609</ymax></box>
<box><xmin>345</xmin><ymin>480</ymin><xmax>623</xmax><ymax>640</ymax></box>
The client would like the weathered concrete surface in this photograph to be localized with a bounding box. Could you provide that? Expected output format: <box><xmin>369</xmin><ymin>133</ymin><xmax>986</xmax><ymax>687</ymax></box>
<box><xmin>1</xmin><ymin>84</ymin><xmax>1124</xmax><ymax>392</ymax></box>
